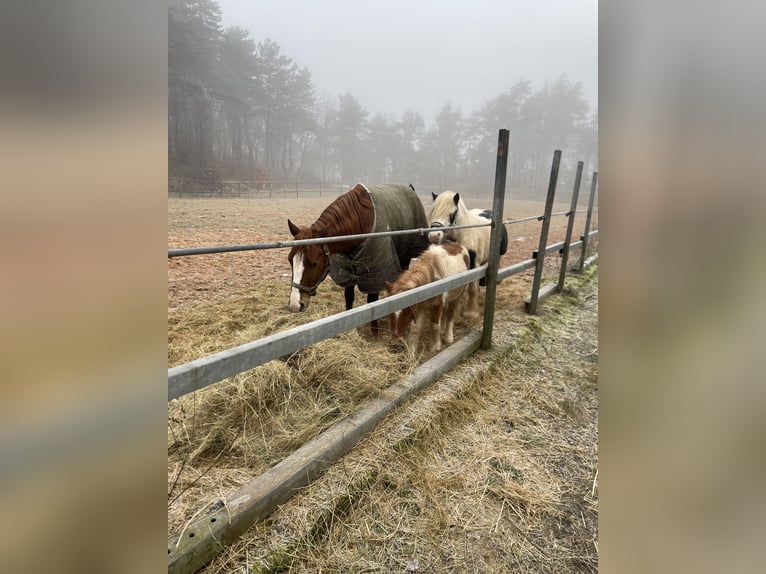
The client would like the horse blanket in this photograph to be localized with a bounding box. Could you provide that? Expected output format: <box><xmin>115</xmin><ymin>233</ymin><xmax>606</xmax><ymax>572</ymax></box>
<box><xmin>329</xmin><ymin>184</ymin><xmax>428</xmax><ymax>294</ymax></box>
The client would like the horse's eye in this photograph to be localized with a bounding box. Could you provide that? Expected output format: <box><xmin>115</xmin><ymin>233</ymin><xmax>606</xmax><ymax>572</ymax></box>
<box><xmin>307</xmin><ymin>261</ymin><xmax>317</xmax><ymax>268</ymax></box>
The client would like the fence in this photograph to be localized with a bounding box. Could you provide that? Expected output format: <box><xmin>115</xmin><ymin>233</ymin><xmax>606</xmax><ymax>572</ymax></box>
<box><xmin>168</xmin><ymin>177</ymin><xmax>354</xmax><ymax>199</ymax></box>
<box><xmin>167</xmin><ymin>130</ymin><xmax>598</xmax><ymax>572</ymax></box>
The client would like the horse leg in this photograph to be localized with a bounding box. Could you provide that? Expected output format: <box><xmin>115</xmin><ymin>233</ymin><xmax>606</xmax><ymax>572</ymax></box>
<box><xmin>429</xmin><ymin>304</ymin><xmax>442</xmax><ymax>352</ymax></box>
<box><xmin>367</xmin><ymin>292</ymin><xmax>380</xmax><ymax>336</ymax></box>
<box><xmin>410</xmin><ymin>307</ymin><xmax>424</xmax><ymax>342</ymax></box>
<box><xmin>443</xmin><ymin>298</ymin><xmax>459</xmax><ymax>345</ymax></box>
<box><xmin>464</xmin><ymin>281</ymin><xmax>480</xmax><ymax>319</ymax></box>
<box><xmin>344</xmin><ymin>285</ymin><xmax>355</xmax><ymax>310</ymax></box>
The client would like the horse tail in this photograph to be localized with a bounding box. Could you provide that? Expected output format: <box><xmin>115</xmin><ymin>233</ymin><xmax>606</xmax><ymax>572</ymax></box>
<box><xmin>499</xmin><ymin>224</ymin><xmax>508</xmax><ymax>255</ymax></box>
<box><xmin>467</xmin><ymin>248</ymin><xmax>477</xmax><ymax>269</ymax></box>
<box><xmin>478</xmin><ymin>209</ymin><xmax>508</xmax><ymax>255</ymax></box>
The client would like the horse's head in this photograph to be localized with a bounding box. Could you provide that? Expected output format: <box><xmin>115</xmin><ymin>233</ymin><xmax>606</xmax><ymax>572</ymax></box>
<box><xmin>428</xmin><ymin>191</ymin><xmax>461</xmax><ymax>245</ymax></box>
<box><xmin>287</xmin><ymin>219</ymin><xmax>330</xmax><ymax>312</ymax></box>
<box><xmin>385</xmin><ymin>280</ymin><xmax>416</xmax><ymax>344</ymax></box>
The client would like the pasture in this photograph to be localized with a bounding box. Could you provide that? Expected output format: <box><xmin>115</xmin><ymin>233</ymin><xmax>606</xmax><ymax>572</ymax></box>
<box><xmin>168</xmin><ymin>194</ymin><xmax>598</xmax><ymax>573</ymax></box>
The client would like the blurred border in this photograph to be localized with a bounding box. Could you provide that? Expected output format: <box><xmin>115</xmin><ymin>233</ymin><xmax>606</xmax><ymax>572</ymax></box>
<box><xmin>601</xmin><ymin>1</ymin><xmax>766</xmax><ymax>572</ymax></box>
<box><xmin>1</xmin><ymin>1</ymin><xmax>166</xmax><ymax>571</ymax></box>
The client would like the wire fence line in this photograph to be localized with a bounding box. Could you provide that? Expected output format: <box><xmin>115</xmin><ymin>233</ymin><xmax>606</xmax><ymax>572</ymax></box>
<box><xmin>167</xmin><ymin>208</ymin><xmax>597</xmax><ymax>258</ymax></box>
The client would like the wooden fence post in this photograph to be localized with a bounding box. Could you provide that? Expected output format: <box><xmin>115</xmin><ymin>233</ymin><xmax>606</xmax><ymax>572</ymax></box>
<box><xmin>480</xmin><ymin>129</ymin><xmax>510</xmax><ymax>350</ymax></box>
<box><xmin>557</xmin><ymin>160</ymin><xmax>584</xmax><ymax>292</ymax></box>
<box><xmin>526</xmin><ymin>149</ymin><xmax>562</xmax><ymax>314</ymax></box>
<box><xmin>577</xmin><ymin>171</ymin><xmax>598</xmax><ymax>273</ymax></box>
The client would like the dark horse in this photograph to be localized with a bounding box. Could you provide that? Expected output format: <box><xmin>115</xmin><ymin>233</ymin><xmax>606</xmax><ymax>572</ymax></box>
<box><xmin>287</xmin><ymin>183</ymin><xmax>429</xmax><ymax>332</ymax></box>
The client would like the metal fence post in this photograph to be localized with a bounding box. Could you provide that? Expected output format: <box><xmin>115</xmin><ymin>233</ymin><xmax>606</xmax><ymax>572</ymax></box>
<box><xmin>480</xmin><ymin>129</ymin><xmax>510</xmax><ymax>350</ymax></box>
<box><xmin>526</xmin><ymin>149</ymin><xmax>562</xmax><ymax>314</ymax></box>
<box><xmin>557</xmin><ymin>160</ymin><xmax>583</xmax><ymax>292</ymax></box>
<box><xmin>578</xmin><ymin>171</ymin><xmax>598</xmax><ymax>273</ymax></box>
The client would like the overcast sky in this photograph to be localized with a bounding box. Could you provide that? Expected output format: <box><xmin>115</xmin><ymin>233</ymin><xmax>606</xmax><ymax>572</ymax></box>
<box><xmin>217</xmin><ymin>0</ymin><xmax>598</xmax><ymax>123</ymax></box>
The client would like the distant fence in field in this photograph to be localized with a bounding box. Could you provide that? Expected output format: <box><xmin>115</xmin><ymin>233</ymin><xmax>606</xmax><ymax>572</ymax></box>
<box><xmin>167</xmin><ymin>131</ymin><xmax>598</xmax><ymax>573</ymax></box>
<box><xmin>169</xmin><ymin>177</ymin><xmax>364</xmax><ymax>199</ymax></box>
<box><xmin>168</xmin><ymin>176</ymin><xmax>491</xmax><ymax>204</ymax></box>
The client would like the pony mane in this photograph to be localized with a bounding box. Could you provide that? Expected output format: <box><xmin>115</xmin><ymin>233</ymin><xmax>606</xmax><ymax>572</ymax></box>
<box><xmin>388</xmin><ymin>249</ymin><xmax>442</xmax><ymax>294</ymax></box>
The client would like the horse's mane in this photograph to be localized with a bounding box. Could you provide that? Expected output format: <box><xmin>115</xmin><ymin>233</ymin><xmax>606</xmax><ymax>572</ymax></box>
<box><xmin>388</xmin><ymin>249</ymin><xmax>444</xmax><ymax>294</ymax></box>
<box><xmin>315</xmin><ymin>184</ymin><xmax>373</xmax><ymax>235</ymax></box>
<box><xmin>430</xmin><ymin>191</ymin><xmax>489</xmax><ymax>226</ymax></box>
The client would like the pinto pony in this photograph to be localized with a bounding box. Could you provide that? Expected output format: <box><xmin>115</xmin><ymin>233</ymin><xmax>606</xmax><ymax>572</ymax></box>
<box><xmin>385</xmin><ymin>242</ymin><xmax>475</xmax><ymax>352</ymax></box>
<box><xmin>287</xmin><ymin>183</ymin><xmax>429</xmax><ymax>332</ymax></box>
<box><xmin>427</xmin><ymin>191</ymin><xmax>508</xmax><ymax>318</ymax></box>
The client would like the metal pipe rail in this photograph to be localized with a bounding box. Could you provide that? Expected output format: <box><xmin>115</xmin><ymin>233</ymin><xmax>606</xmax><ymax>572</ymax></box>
<box><xmin>168</xmin><ymin>228</ymin><xmax>600</xmax><ymax>399</ymax></box>
<box><xmin>167</xmin><ymin>221</ymin><xmax>491</xmax><ymax>258</ymax></box>
<box><xmin>501</xmin><ymin>208</ymin><xmax>590</xmax><ymax>228</ymax></box>
<box><xmin>169</xmin><ymin>265</ymin><xmax>486</xmax><ymax>401</ymax></box>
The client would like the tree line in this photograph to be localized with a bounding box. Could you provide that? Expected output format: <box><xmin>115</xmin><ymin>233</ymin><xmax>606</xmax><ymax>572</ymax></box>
<box><xmin>169</xmin><ymin>0</ymin><xmax>597</xmax><ymax>194</ymax></box>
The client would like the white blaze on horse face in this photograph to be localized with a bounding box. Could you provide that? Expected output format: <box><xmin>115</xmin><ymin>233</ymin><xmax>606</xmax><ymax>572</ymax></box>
<box><xmin>289</xmin><ymin>252</ymin><xmax>305</xmax><ymax>312</ymax></box>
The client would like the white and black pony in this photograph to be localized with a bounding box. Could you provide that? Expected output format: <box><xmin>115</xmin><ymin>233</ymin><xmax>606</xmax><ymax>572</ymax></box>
<box><xmin>427</xmin><ymin>191</ymin><xmax>508</xmax><ymax>318</ymax></box>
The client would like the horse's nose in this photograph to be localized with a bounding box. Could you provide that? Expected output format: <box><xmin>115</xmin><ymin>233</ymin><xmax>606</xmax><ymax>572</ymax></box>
<box><xmin>299</xmin><ymin>302</ymin><xmax>305</xmax><ymax>312</ymax></box>
<box><xmin>428</xmin><ymin>230</ymin><xmax>444</xmax><ymax>244</ymax></box>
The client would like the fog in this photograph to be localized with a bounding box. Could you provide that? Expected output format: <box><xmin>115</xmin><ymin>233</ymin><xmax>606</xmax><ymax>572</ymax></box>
<box><xmin>217</xmin><ymin>0</ymin><xmax>598</xmax><ymax>123</ymax></box>
<box><xmin>169</xmin><ymin>0</ymin><xmax>598</xmax><ymax>194</ymax></box>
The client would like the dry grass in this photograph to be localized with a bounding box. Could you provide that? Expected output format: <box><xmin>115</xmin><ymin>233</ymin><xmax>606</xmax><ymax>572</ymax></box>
<box><xmin>170</xmin><ymin>266</ymin><xmax>597</xmax><ymax>574</ymax></box>
<box><xmin>168</xmin><ymin>278</ymin><xmax>478</xmax><ymax>533</ymax></box>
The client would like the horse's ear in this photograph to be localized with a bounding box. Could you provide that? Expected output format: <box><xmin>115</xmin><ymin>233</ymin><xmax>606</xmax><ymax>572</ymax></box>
<box><xmin>453</xmin><ymin>193</ymin><xmax>460</xmax><ymax>206</ymax></box>
<box><xmin>288</xmin><ymin>219</ymin><xmax>300</xmax><ymax>237</ymax></box>
<box><xmin>313</xmin><ymin>225</ymin><xmax>329</xmax><ymax>238</ymax></box>
<box><xmin>431</xmin><ymin>192</ymin><xmax>438</xmax><ymax>201</ymax></box>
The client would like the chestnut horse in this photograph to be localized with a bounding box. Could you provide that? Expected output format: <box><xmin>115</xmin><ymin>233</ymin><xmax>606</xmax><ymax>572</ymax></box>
<box><xmin>287</xmin><ymin>183</ymin><xmax>429</xmax><ymax>333</ymax></box>
<box><xmin>427</xmin><ymin>191</ymin><xmax>508</xmax><ymax>318</ymax></box>
<box><xmin>385</xmin><ymin>242</ymin><xmax>475</xmax><ymax>352</ymax></box>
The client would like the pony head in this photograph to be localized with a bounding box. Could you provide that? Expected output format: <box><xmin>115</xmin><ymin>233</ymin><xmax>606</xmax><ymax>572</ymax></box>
<box><xmin>428</xmin><ymin>191</ymin><xmax>462</xmax><ymax>244</ymax></box>
<box><xmin>287</xmin><ymin>219</ymin><xmax>330</xmax><ymax>312</ymax></box>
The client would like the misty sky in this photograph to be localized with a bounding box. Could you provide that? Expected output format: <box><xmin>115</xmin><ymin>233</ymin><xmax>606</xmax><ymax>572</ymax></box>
<box><xmin>217</xmin><ymin>0</ymin><xmax>598</xmax><ymax>123</ymax></box>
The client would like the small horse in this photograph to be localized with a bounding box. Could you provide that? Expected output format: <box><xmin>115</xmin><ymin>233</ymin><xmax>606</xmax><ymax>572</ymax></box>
<box><xmin>427</xmin><ymin>191</ymin><xmax>508</xmax><ymax>318</ymax></box>
<box><xmin>385</xmin><ymin>242</ymin><xmax>475</xmax><ymax>352</ymax></box>
<box><xmin>287</xmin><ymin>183</ymin><xmax>429</xmax><ymax>333</ymax></box>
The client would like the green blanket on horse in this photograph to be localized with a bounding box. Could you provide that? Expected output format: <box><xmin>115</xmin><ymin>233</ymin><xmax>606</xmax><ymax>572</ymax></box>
<box><xmin>329</xmin><ymin>184</ymin><xmax>428</xmax><ymax>294</ymax></box>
